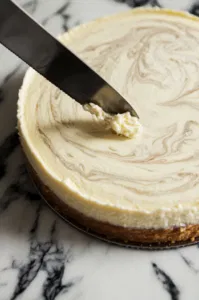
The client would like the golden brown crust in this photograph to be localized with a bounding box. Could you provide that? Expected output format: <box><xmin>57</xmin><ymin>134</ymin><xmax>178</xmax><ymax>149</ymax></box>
<box><xmin>25</xmin><ymin>161</ymin><xmax>199</xmax><ymax>245</ymax></box>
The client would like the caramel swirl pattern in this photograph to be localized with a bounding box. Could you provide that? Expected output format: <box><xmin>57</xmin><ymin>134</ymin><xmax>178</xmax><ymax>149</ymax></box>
<box><xmin>18</xmin><ymin>9</ymin><xmax>199</xmax><ymax>228</ymax></box>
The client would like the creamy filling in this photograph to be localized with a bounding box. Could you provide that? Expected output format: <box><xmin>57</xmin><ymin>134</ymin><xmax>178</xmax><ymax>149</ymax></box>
<box><xmin>18</xmin><ymin>9</ymin><xmax>199</xmax><ymax>229</ymax></box>
<box><xmin>84</xmin><ymin>103</ymin><xmax>142</xmax><ymax>138</ymax></box>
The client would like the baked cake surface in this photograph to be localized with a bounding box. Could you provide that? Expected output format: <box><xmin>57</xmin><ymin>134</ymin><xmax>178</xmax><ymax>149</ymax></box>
<box><xmin>18</xmin><ymin>8</ymin><xmax>199</xmax><ymax>243</ymax></box>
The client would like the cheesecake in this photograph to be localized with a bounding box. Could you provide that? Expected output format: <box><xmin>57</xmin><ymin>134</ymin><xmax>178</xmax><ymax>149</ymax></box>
<box><xmin>18</xmin><ymin>8</ymin><xmax>199</xmax><ymax>244</ymax></box>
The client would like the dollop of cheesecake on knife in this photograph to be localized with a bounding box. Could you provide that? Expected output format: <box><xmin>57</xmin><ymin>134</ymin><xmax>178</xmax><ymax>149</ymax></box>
<box><xmin>84</xmin><ymin>103</ymin><xmax>142</xmax><ymax>138</ymax></box>
<box><xmin>18</xmin><ymin>8</ymin><xmax>199</xmax><ymax>244</ymax></box>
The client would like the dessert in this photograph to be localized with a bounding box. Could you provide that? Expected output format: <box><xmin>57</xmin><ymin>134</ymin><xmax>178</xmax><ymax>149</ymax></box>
<box><xmin>18</xmin><ymin>8</ymin><xmax>199</xmax><ymax>244</ymax></box>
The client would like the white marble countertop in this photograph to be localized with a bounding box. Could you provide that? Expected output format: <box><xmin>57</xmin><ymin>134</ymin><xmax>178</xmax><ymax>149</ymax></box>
<box><xmin>1</xmin><ymin>0</ymin><xmax>199</xmax><ymax>299</ymax></box>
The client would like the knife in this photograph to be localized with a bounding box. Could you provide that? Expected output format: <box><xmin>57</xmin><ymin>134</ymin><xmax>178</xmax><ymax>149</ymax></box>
<box><xmin>0</xmin><ymin>0</ymin><xmax>138</xmax><ymax>117</ymax></box>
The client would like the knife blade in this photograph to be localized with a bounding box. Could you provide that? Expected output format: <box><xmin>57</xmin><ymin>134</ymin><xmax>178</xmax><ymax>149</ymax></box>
<box><xmin>0</xmin><ymin>0</ymin><xmax>138</xmax><ymax>117</ymax></box>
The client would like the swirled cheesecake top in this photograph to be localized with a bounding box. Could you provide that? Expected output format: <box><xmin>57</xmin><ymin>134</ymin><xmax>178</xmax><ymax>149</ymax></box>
<box><xmin>18</xmin><ymin>9</ymin><xmax>199</xmax><ymax>228</ymax></box>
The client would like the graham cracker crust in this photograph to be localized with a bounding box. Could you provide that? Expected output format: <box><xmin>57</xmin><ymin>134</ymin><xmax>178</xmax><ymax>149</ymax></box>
<box><xmin>27</xmin><ymin>163</ymin><xmax>199</xmax><ymax>245</ymax></box>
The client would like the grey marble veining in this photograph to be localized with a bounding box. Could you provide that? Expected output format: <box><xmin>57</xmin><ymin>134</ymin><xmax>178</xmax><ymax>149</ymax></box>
<box><xmin>1</xmin><ymin>1</ymin><xmax>199</xmax><ymax>299</ymax></box>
